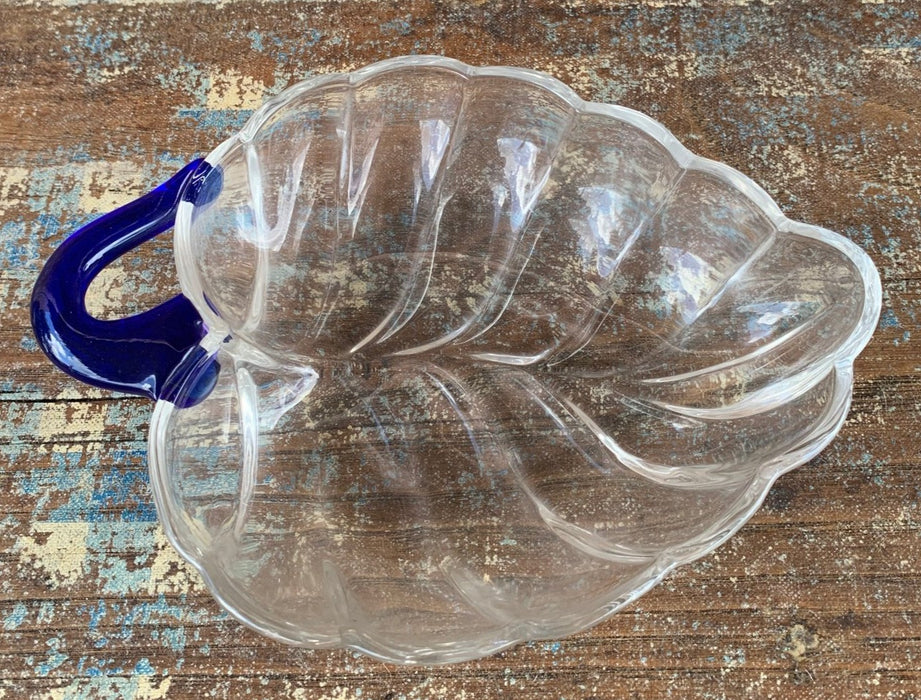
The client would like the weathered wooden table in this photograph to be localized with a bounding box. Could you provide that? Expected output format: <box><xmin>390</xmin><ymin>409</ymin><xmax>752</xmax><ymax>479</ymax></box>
<box><xmin>2</xmin><ymin>1</ymin><xmax>918</xmax><ymax>697</ymax></box>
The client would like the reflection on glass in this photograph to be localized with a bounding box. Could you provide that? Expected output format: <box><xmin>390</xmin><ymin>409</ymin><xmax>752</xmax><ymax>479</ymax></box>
<box><xmin>659</xmin><ymin>246</ymin><xmax>720</xmax><ymax>323</ymax></box>
<box><xmin>497</xmin><ymin>137</ymin><xmax>542</xmax><ymax>232</ymax></box>
<box><xmin>572</xmin><ymin>186</ymin><xmax>630</xmax><ymax>278</ymax></box>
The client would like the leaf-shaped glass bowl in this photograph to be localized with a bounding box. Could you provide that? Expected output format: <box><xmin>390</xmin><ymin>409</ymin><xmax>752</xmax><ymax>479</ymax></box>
<box><xmin>33</xmin><ymin>56</ymin><xmax>881</xmax><ymax>664</ymax></box>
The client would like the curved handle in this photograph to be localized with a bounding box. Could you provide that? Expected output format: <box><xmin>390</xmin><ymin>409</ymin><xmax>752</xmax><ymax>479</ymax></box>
<box><xmin>31</xmin><ymin>159</ymin><xmax>222</xmax><ymax>407</ymax></box>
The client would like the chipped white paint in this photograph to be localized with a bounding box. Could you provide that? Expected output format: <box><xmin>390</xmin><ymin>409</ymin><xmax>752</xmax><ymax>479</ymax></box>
<box><xmin>99</xmin><ymin>64</ymin><xmax>138</xmax><ymax>81</ymax></box>
<box><xmin>749</xmin><ymin>63</ymin><xmax>811</xmax><ymax>98</ymax></box>
<box><xmin>79</xmin><ymin>161</ymin><xmax>145</xmax><ymax>213</ymax></box>
<box><xmin>44</xmin><ymin>386</ymin><xmax>107</xmax><ymax>401</ymax></box>
<box><xmin>16</xmin><ymin>522</ymin><xmax>90</xmax><ymax>587</ymax></box>
<box><xmin>47</xmin><ymin>0</ymin><xmax>190</xmax><ymax>5</ymax></box>
<box><xmin>534</xmin><ymin>58</ymin><xmax>619</xmax><ymax>100</ymax></box>
<box><xmin>146</xmin><ymin>528</ymin><xmax>204</xmax><ymax>594</ymax></box>
<box><xmin>48</xmin><ymin>684</ymin><xmax>78</xmax><ymax>700</ymax></box>
<box><xmin>47</xmin><ymin>676</ymin><xmax>172</xmax><ymax>700</ymax></box>
<box><xmin>48</xmin><ymin>0</ymin><xmax>332</xmax><ymax>5</ymax></box>
<box><xmin>84</xmin><ymin>264</ymin><xmax>125</xmax><ymax>317</ymax></box>
<box><xmin>661</xmin><ymin>52</ymin><xmax>700</xmax><ymax>80</ymax></box>
<box><xmin>781</xmin><ymin>623</ymin><xmax>819</xmax><ymax>662</ymax></box>
<box><xmin>133</xmin><ymin>675</ymin><xmax>172</xmax><ymax>700</ymax></box>
<box><xmin>37</xmin><ymin>400</ymin><xmax>107</xmax><ymax>443</ymax></box>
<box><xmin>299</xmin><ymin>686</ymin><xmax>381</xmax><ymax>700</ymax></box>
<box><xmin>778</xmin><ymin>144</ymin><xmax>810</xmax><ymax>182</ymax></box>
<box><xmin>0</xmin><ymin>167</ymin><xmax>30</xmax><ymax>215</ymax></box>
<box><xmin>860</xmin><ymin>46</ymin><xmax>918</xmax><ymax>58</ymax></box>
<box><xmin>206</xmin><ymin>69</ymin><xmax>267</xmax><ymax>111</ymax></box>
<box><xmin>642</xmin><ymin>0</ymin><xmax>701</xmax><ymax>6</ymax></box>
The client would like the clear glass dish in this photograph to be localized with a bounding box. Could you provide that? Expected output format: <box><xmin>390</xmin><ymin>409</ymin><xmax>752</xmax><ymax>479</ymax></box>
<box><xmin>32</xmin><ymin>56</ymin><xmax>881</xmax><ymax>664</ymax></box>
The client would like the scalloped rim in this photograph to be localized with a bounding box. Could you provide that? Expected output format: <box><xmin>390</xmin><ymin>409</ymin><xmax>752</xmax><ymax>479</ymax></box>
<box><xmin>154</xmin><ymin>55</ymin><xmax>883</xmax><ymax>664</ymax></box>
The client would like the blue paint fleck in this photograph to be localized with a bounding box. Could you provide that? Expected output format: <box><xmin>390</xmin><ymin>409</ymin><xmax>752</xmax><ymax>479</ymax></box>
<box><xmin>176</xmin><ymin>108</ymin><xmax>255</xmax><ymax>137</ymax></box>
<box><xmin>723</xmin><ymin>647</ymin><xmax>746</xmax><ymax>667</ymax></box>
<box><xmin>305</xmin><ymin>27</ymin><xmax>323</xmax><ymax>47</ymax></box>
<box><xmin>380</xmin><ymin>18</ymin><xmax>412</xmax><ymax>36</ymax></box>
<box><xmin>76</xmin><ymin>656</ymin><xmax>124</xmax><ymax>678</ymax></box>
<box><xmin>36</xmin><ymin>638</ymin><xmax>68</xmax><ymax>676</ymax></box>
<box><xmin>0</xmin><ymin>220</ymin><xmax>34</xmax><ymax>267</ymax></box>
<box><xmin>879</xmin><ymin>308</ymin><xmax>898</xmax><ymax>328</ymax></box>
<box><xmin>85</xmin><ymin>599</ymin><xmax>106</xmax><ymax>632</ymax></box>
<box><xmin>92</xmin><ymin>467</ymin><xmax>157</xmax><ymax>522</ymax></box>
<box><xmin>16</xmin><ymin>450</ymin><xmax>88</xmax><ymax>518</ymax></box>
<box><xmin>3</xmin><ymin>602</ymin><xmax>28</xmax><ymax>630</ymax></box>
<box><xmin>160</xmin><ymin>627</ymin><xmax>187</xmax><ymax>653</ymax></box>
<box><xmin>247</xmin><ymin>30</ymin><xmax>265</xmax><ymax>52</ymax></box>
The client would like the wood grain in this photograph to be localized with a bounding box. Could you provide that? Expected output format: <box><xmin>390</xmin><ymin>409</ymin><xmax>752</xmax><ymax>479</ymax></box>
<box><xmin>1</xmin><ymin>1</ymin><xmax>919</xmax><ymax>697</ymax></box>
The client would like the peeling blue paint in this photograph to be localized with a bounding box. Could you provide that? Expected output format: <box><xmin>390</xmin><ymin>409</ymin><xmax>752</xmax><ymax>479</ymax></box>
<box><xmin>35</xmin><ymin>638</ymin><xmax>68</xmax><ymax>676</ymax></box>
<box><xmin>879</xmin><ymin>308</ymin><xmax>898</xmax><ymax>329</ymax></box>
<box><xmin>84</xmin><ymin>599</ymin><xmax>107</xmax><ymax>632</ymax></box>
<box><xmin>3</xmin><ymin>602</ymin><xmax>28</xmax><ymax>631</ymax></box>
<box><xmin>176</xmin><ymin>108</ymin><xmax>255</xmax><ymax>137</ymax></box>
<box><xmin>380</xmin><ymin>18</ymin><xmax>412</xmax><ymax>37</ymax></box>
<box><xmin>92</xmin><ymin>467</ymin><xmax>157</xmax><ymax>522</ymax></box>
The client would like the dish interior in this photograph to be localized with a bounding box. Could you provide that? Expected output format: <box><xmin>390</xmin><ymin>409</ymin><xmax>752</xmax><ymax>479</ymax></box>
<box><xmin>149</xmin><ymin>57</ymin><xmax>880</xmax><ymax>663</ymax></box>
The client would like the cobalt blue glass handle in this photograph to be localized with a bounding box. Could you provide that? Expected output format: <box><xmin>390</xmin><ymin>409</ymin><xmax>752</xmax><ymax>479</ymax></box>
<box><xmin>31</xmin><ymin>159</ymin><xmax>221</xmax><ymax>407</ymax></box>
